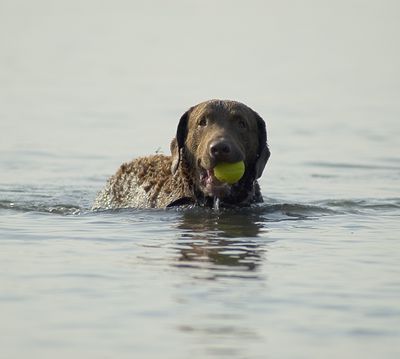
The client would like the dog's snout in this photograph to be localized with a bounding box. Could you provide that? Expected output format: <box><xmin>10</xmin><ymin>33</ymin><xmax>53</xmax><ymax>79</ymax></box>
<box><xmin>210</xmin><ymin>140</ymin><xmax>232</xmax><ymax>160</ymax></box>
<box><xmin>208</xmin><ymin>138</ymin><xmax>245</xmax><ymax>164</ymax></box>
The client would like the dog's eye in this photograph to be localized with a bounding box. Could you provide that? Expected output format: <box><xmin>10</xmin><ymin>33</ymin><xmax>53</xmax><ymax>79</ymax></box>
<box><xmin>198</xmin><ymin>117</ymin><xmax>207</xmax><ymax>127</ymax></box>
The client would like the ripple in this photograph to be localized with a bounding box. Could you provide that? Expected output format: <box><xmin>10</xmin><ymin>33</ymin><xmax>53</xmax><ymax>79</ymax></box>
<box><xmin>313</xmin><ymin>198</ymin><xmax>400</xmax><ymax>214</ymax></box>
<box><xmin>0</xmin><ymin>200</ymin><xmax>81</xmax><ymax>215</ymax></box>
<box><xmin>1</xmin><ymin>183</ymin><xmax>399</xmax><ymax>218</ymax></box>
<box><xmin>1</xmin><ymin>196</ymin><xmax>399</xmax><ymax>218</ymax></box>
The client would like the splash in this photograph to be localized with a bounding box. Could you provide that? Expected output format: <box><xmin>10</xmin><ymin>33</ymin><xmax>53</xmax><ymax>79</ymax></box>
<box><xmin>213</xmin><ymin>197</ymin><xmax>221</xmax><ymax>211</ymax></box>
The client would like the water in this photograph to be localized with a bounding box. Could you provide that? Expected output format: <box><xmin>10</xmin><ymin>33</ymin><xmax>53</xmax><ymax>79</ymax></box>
<box><xmin>1</xmin><ymin>1</ymin><xmax>400</xmax><ymax>358</ymax></box>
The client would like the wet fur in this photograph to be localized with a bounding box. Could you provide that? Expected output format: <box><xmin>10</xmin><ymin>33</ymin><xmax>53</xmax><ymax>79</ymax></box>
<box><xmin>92</xmin><ymin>100</ymin><xmax>270</xmax><ymax>209</ymax></box>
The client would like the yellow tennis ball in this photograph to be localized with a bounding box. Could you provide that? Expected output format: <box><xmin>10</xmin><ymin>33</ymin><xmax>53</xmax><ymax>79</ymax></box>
<box><xmin>214</xmin><ymin>161</ymin><xmax>245</xmax><ymax>184</ymax></box>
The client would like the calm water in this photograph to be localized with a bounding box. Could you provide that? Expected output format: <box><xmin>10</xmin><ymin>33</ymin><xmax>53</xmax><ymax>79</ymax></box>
<box><xmin>1</xmin><ymin>1</ymin><xmax>400</xmax><ymax>358</ymax></box>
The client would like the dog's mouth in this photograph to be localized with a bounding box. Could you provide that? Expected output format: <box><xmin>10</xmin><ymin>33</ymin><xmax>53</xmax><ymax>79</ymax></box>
<box><xmin>199</xmin><ymin>167</ymin><xmax>231</xmax><ymax>198</ymax></box>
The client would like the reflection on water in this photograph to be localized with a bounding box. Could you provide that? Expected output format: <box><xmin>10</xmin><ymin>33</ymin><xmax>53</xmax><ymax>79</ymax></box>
<box><xmin>175</xmin><ymin>209</ymin><xmax>268</xmax><ymax>273</ymax></box>
<box><xmin>178</xmin><ymin>208</ymin><xmax>265</xmax><ymax>238</ymax></box>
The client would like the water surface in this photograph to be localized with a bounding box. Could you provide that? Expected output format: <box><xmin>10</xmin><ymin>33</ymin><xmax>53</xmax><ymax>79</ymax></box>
<box><xmin>1</xmin><ymin>1</ymin><xmax>400</xmax><ymax>358</ymax></box>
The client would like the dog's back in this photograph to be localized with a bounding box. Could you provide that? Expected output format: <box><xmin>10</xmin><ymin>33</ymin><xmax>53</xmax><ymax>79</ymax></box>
<box><xmin>92</xmin><ymin>154</ymin><xmax>193</xmax><ymax>209</ymax></box>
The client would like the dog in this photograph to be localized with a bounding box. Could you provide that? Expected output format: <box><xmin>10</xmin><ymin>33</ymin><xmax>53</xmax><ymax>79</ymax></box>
<box><xmin>92</xmin><ymin>99</ymin><xmax>270</xmax><ymax>209</ymax></box>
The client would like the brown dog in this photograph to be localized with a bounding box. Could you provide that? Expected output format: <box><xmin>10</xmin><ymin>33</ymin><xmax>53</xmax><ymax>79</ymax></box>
<box><xmin>92</xmin><ymin>100</ymin><xmax>270</xmax><ymax>209</ymax></box>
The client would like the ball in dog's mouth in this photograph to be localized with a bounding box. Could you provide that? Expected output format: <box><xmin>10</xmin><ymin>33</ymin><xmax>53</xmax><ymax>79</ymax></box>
<box><xmin>214</xmin><ymin>161</ymin><xmax>245</xmax><ymax>184</ymax></box>
<box><xmin>200</xmin><ymin>160</ymin><xmax>245</xmax><ymax>193</ymax></box>
<box><xmin>199</xmin><ymin>167</ymin><xmax>231</xmax><ymax>198</ymax></box>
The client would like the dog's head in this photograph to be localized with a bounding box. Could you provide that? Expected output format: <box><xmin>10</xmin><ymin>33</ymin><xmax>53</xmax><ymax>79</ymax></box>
<box><xmin>171</xmin><ymin>100</ymin><xmax>270</xmax><ymax>203</ymax></box>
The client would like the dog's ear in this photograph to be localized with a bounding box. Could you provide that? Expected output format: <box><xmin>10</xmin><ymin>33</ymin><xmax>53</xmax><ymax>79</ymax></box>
<box><xmin>253</xmin><ymin>112</ymin><xmax>270</xmax><ymax>179</ymax></box>
<box><xmin>171</xmin><ymin>108</ymin><xmax>191</xmax><ymax>174</ymax></box>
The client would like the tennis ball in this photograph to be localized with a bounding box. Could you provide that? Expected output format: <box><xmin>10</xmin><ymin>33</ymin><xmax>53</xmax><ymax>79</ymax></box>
<box><xmin>214</xmin><ymin>161</ymin><xmax>245</xmax><ymax>184</ymax></box>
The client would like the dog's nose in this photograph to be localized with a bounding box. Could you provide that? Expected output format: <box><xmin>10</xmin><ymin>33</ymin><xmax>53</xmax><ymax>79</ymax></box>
<box><xmin>209</xmin><ymin>139</ymin><xmax>232</xmax><ymax>161</ymax></box>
